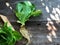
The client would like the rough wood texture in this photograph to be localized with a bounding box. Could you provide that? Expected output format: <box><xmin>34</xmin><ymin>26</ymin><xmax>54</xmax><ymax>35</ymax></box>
<box><xmin>11</xmin><ymin>21</ymin><xmax>60</xmax><ymax>45</ymax></box>
<box><xmin>0</xmin><ymin>0</ymin><xmax>60</xmax><ymax>45</ymax></box>
<box><xmin>0</xmin><ymin>0</ymin><xmax>60</xmax><ymax>22</ymax></box>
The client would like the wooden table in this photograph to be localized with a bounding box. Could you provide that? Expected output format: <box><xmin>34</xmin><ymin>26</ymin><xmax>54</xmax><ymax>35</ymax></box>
<box><xmin>0</xmin><ymin>0</ymin><xmax>60</xmax><ymax>45</ymax></box>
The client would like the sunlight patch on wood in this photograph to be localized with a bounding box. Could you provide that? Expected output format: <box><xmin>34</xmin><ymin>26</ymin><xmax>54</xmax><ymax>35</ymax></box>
<box><xmin>6</xmin><ymin>2</ymin><xmax>12</xmax><ymax>10</ymax></box>
<box><xmin>55</xmin><ymin>14</ymin><xmax>59</xmax><ymax>20</ymax></box>
<box><xmin>10</xmin><ymin>6</ymin><xmax>12</xmax><ymax>10</ymax></box>
<box><xmin>41</xmin><ymin>0</ymin><xmax>43</xmax><ymax>1</ymax></box>
<box><xmin>55</xmin><ymin>8</ymin><xmax>60</xmax><ymax>15</ymax></box>
<box><xmin>47</xmin><ymin>18</ymin><xmax>53</xmax><ymax>24</ymax></box>
<box><xmin>51</xmin><ymin>30</ymin><xmax>57</xmax><ymax>38</ymax></box>
<box><xmin>50</xmin><ymin>14</ymin><xmax>56</xmax><ymax>20</ymax></box>
<box><xmin>6</xmin><ymin>2</ymin><xmax>10</xmax><ymax>7</ymax></box>
<box><xmin>47</xmin><ymin>35</ymin><xmax>52</xmax><ymax>42</ymax></box>
<box><xmin>46</xmin><ymin>17</ymin><xmax>57</xmax><ymax>42</ymax></box>
<box><xmin>45</xmin><ymin>6</ymin><xmax>50</xmax><ymax>13</ymax></box>
<box><xmin>42</xmin><ymin>3</ymin><xmax>45</xmax><ymax>6</ymax></box>
<box><xmin>52</xmin><ymin>8</ymin><xmax>56</xmax><ymax>14</ymax></box>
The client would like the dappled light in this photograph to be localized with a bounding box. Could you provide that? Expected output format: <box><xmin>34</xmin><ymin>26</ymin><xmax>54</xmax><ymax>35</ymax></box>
<box><xmin>6</xmin><ymin>2</ymin><xmax>12</xmax><ymax>10</ymax></box>
<box><xmin>3</xmin><ymin>0</ymin><xmax>60</xmax><ymax>44</ymax></box>
<box><xmin>0</xmin><ymin>0</ymin><xmax>60</xmax><ymax>45</ymax></box>
<box><xmin>47</xmin><ymin>34</ymin><xmax>52</xmax><ymax>42</ymax></box>
<box><xmin>46</xmin><ymin>20</ymin><xmax>57</xmax><ymax>42</ymax></box>
<box><xmin>41</xmin><ymin>3</ymin><xmax>45</xmax><ymax>6</ymax></box>
<box><xmin>45</xmin><ymin>6</ymin><xmax>50</xmax><ymax>13</ymax></box>
<box><xmin>6</xmin><ymin>2</ymin><xmax>10</xmax><ymax>7</ymax></box>
<box><xmin>39</xmin><ymin>0</ymin><xmax>60</xmax><ymax>42</ymax></box>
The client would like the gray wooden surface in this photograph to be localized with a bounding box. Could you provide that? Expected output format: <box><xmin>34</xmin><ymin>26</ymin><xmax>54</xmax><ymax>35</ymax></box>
<box><xmin>13</xmin><ymin>21</ymin><xmax>60</xmax><ymax>45</ymax></box>
<box><xmin>0</xmin><ymin>0</ymin><xmax>60</xmax><ymax>45</ymax></box>
<box><xmin>0</xmin><ymin>0</ymin><xmax>60</xmax><ymax>22</ymax></box>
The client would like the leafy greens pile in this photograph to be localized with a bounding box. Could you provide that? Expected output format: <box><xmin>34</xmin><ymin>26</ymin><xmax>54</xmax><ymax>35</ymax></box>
<box><xmin>15</xmin><ymin>1</ymin><xmax>42</xmax><ymax>45</ymax></box>
<box><xmin>0</xmin><ymin>23</ymin><xmax>23</xmax><ymax>45</ymax></box>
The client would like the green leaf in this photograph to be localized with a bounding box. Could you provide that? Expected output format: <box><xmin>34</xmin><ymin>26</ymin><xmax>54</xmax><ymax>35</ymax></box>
<box><xmin>15</xmin><ymin>1</ymin><xmax>42</xmax><ymax>25</ymax></box>
<box><xmin>12</xmin><ymin>31</ymin><xmax>23</xmax><ymax>40</ymax></box>
<box><xmin>31</xmin><ymin>10</ymin><xmax>42</xmax><ymax>16</ymax></box>
<box><xmin>0</xmin><ymin>23</ymin><xmax>23</xmax><ymax>45</ymax></box>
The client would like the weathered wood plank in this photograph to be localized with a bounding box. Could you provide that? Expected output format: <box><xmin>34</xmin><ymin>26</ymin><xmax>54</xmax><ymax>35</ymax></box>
<box><xmin>0</xmin><ymin>0</ymin><xmax>60</xmax><ymax>45</ymax></box>
<box><xmin>0</xmin><ymin>0</ymin><xmax>60</xmax><ymax>21</ymax></box>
